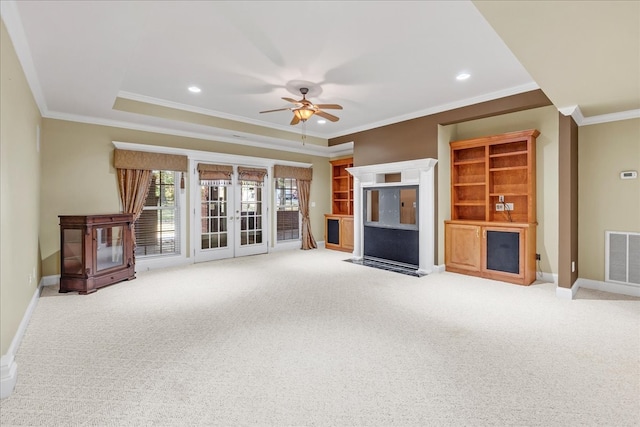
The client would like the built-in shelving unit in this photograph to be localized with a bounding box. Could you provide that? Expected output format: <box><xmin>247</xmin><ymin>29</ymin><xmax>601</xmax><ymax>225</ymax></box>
<box><xmin>446</xmin><ymin>129</ymin><xmax>539</xmax><ymax>285</ymax></box>
<box><xmin>330</xmin><ymin>158</ymin><xmax>354</xmax><ymax>216</ymax></box>
<box><xmin>325</xmin><ymin>158</ymin><xmax>354</xmax><ymax>252</ymax></box>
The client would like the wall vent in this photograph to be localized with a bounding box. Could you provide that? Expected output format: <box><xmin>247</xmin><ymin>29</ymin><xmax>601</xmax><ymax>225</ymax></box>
<box><xmin>605</xmin><ymin>231</ymin><xmax>640</xmax><ymax>286</ymax></box>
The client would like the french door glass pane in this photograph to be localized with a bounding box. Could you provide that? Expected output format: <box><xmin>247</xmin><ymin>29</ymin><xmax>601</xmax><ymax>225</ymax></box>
<box><xmin>200</xmin><ymin>183</ymin><xmax>228</xmax><ymax>249</ymax></box>
<box><xmin>240</xmin><ymin>183</ymin><xmax>262</xmax><ymax>245</ymax></box>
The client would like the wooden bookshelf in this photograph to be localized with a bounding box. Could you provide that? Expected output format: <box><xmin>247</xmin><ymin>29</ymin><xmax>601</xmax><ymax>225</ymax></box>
<box><xmin>446</xmin><ymin>129</ymin><xmax>539</xmax><ymax>285</ymax></box>
<box><xmin>326</xmin><ymin>158</ymin><xmax>354</xmax><ymax>251</ymax></box>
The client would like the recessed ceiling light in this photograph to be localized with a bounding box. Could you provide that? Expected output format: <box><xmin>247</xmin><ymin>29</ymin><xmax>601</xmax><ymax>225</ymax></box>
<box><xmin>456</xmin><ymin>73</ymin><xmax>471</xmax><ymax>81</ymax></box>
<box><xmin>317</xmin><ymin>119</ymin><xmax>326</xmax><ymax>124</ymax></box>
<box><xmin>188</xmin><ymin>86</ymin><xmax>201</xmax><ymax>93</ymax></box>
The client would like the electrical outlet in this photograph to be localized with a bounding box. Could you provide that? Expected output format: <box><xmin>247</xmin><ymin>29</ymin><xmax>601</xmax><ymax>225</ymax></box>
<box><xmin>495</xmin><ymin>203</ymin><xmax>504</xmax><ymax>211</ymax></box>
<box><xmin>498</xmin><ymin>195</ymin><xmax>504</xmax><ymax>202</ymax></box>
<box><xmin>505</xmin><ymin>203</ymin><xmax>514</xmax><ymax>211</ymax></box>
<box><xmin>536</xmin><ymin>253</ymin><xmax>541</xmax><ymax>261</ymax></box>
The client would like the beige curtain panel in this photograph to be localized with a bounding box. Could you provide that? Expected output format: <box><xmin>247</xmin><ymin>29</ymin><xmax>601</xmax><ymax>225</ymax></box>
<box><xmin>116</xmin><ymin>168</ymin><xmax>153</xmax><ymax>249</ymax></box>
<box><xmin>238</xmin><ymin>166</ymin><xmax>267</xmax><ymax>182</ymax></box>
<box><xmin>273</xmin><ymin>165</ymin><xmax>312</xmax><ymax>181</ymax></box>
<box><xmin>297</xmin><ymin>179</ymin><xmax>317</xmax><ymax>250</ymax></box>
<box><xmin>114</xmin><ymin>149</ymin><xmax>188</xmax><ymax>172</ymax></box>
<box><xmin>197</xmin><ymin>163</ymin><xmax>233</xmax><ymax>181</ymax></box>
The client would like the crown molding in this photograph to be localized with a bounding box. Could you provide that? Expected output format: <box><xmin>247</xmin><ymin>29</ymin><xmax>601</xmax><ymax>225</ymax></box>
<box><xmin>581</xmin><ymin>109</ymin><xmax>640</xmax><ymax>126</ymax></box>
<box><xmin>1</xmin><ymin>0</ymin><xmax>48</xmax><ymax>116</ymax></box>
<box><xmin>117</xmin><ymin>91</ymin><xmax>328</xmax><ymax>140</ymax></box>
<box><xmin>112</xmin><ymin>141</ymin><xmax>314</xmax><ymax>169</ymax></box>
<box><xmin>558</xmin><ymin>105</ymin><xmax>640</xmax><ymax>126</ymax></box>
<box><xmin>44</xmin><ymin>110</ymin><xmax>352</xmax><ymax>158</ymax></box>
<box><xmin>324</xmin><ymin>82</ymin><xmax>541</xmax><ymax>139</ymax></box>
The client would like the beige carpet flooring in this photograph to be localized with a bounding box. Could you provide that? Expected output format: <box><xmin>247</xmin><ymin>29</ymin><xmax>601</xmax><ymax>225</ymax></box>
<box><xmin>1</xmin><ymin>248</ymin><xmax>639</xmax><ymax>426</ymax></box>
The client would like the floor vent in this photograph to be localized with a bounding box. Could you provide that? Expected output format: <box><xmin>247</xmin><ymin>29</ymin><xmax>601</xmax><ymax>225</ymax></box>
<box><xmin>606</xmin><ymin>231</ymin><xmax>640</xmax><ymax>286</ymax></box>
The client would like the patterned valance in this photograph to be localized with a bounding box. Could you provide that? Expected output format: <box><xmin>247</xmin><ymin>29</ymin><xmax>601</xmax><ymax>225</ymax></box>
<box><xmin>273</xmin><ymin>165</ymin><xmax>313</xmax><ymax>181</ymax></box>
<box><xmin>197</xmin><ymin>163</ymin><xmax>233</xmax><ymax>181</ymax></box>
<box><xmin>238</xmin><ymin>167</ymin><xmax>267</xmax><ymax>183</ymax></box>
<box><xmin>114</xmin><ymin>149</ymin><xmax>188</xmax><ymax>172</ymax></box>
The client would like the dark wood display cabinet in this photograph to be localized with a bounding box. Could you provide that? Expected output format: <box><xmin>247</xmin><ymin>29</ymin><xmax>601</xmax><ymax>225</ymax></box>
<box><xmin>59</xmin><ymin>214</ymin><xmax>135</xmax><ymax>294</ymax></box>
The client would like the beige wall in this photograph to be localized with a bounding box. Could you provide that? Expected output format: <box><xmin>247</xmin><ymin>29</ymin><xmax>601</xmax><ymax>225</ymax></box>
<box><xmin>441</xmin><ymin>106</ymin><xmax>559</xmax><ymax>274</ymax></box>
<box><xmin>40</xmin><ymin>119</ymin><xmax>332</xmax><ymax>276</ymax></box>
<box><xmin>578</xmin><ymin>119</ymin><xmax>640</xmax><ymax>281</ymax></box>
<box><xmin>0</xmin><ymin>20</ymin><xmax>42</xmax><ymax>355</ymax></box>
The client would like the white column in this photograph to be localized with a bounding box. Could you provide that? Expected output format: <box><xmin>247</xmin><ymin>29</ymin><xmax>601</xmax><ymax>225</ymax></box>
<box><xmin>351</xmin><ymin>176</ymin><xmax>363</xmax><ymax>261</ymax></box>
<box><xmin>417</xmin><ymin>166</ymin><xmax>435</xmax><ymax>275</ymax></box>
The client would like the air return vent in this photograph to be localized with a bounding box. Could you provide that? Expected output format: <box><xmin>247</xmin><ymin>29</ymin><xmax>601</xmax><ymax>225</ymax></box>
<box><xmin>605</xmin><ymin>231</ymin><xmax>640</xmax><ymax>286</ymax></box>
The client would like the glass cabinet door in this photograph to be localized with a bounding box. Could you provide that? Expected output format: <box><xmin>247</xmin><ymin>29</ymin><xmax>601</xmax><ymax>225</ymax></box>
<box><xmin>62</xmin><ymin>228</ymin><xmax>83</xmax><ymax>275</ymax></box>
<box><xmin>96</xmin><ymin>225</ymin><xmax>125</xmax><ymax>271</ymax></box>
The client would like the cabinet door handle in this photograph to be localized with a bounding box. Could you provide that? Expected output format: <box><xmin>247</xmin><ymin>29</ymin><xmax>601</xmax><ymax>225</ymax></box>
<box><xmin>476</xmin><ymin>228</ymin><xmax>479</xmax><ymax>238</ymax></box>
<box><xmin>483</xmin><ymin>229</ymin><xmax>486</xmax><ymax>238</ymax></box>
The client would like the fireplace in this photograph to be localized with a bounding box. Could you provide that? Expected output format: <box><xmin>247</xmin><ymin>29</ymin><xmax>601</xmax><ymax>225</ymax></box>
<box><xmin>346</xmin><ymin>158</ymin><xmax>438</xmax><ymax>275</ymax></box>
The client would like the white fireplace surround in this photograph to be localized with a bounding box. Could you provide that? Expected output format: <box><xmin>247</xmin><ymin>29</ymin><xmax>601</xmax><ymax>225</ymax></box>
<box><xmin>346</xmin><ymin>158</ymin><xmax>438</xmax><ymax>275</ymax></box>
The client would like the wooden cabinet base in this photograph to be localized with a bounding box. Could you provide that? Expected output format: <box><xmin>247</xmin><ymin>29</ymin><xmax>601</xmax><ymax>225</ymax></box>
<box><xmin>445</xmin><ymin>220</ymin><xmax>536</xmax><ymax>286</ymax></box>
<box><xmin>325</xmin><ymin>214</ymin><xmax>353</xmax><ymax>252</ymax></box>
<box><xmin>59</xmin><ymin>269</ymin><xmax>135</xmax><ymax>295</ymax></box>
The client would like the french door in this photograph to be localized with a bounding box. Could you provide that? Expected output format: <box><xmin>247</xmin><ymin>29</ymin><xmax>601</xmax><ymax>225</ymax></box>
<box><xmin>194</xmin><ymin>166</ymin><xmax>267</xmax><ymax>263</ymax></box>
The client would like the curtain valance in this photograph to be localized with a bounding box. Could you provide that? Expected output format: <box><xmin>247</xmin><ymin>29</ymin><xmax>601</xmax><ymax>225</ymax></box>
<box><xmin>273</xmin><ymin>165</ymin><xmax>313</xmax><ymax>181</ymax></box>
<box><xmin>197</xmin><ymin>163</ymin><xmax>233</xmax><ymax>181</ymax></box>
<box><xmin>238</xmin><ymin>166</ymin><xmax>267</xmax><ymax>182</ymax></box>
<box><xmin>114</xmin><ymin>149</ymin><xmax>188</xmax><ymax>172</ymax></box>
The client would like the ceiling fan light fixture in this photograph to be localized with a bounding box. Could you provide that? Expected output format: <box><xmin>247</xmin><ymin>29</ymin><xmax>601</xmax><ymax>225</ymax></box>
<box><xmin>293</xmin><ymin>107</ymin><xmax>314</xmax><ymax>121</ymax></box>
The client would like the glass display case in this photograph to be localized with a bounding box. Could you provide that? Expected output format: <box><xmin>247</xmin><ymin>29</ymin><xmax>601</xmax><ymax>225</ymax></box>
<box><xmin>59</xmin><ymin>214</ymin><xmax>135</xmax><ymax>294</ymax></box>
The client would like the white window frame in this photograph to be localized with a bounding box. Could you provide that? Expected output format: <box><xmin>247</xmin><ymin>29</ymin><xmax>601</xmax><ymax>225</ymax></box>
<box><xmin>274</xmin><ymin>177</ymin><xmax>301</xmax><ymax>243</ymax></box>
<box><xmin>135</xmin><ymin>170</ymin><xmax>187</xmax><ymax>272</ymax></box>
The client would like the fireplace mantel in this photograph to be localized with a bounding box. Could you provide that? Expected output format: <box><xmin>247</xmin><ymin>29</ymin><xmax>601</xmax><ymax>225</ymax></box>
<box><xmin>347</xmin><ymin>158</ymin><xmax>438</xmax><ymax>275</ymax></box>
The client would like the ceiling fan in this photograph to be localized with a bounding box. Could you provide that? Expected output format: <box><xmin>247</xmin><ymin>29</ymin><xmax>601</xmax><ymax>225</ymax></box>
<box><xmin>260</xmin><ymin>87</ymin><xmax>343</xmax><ymax>125</ymax></box>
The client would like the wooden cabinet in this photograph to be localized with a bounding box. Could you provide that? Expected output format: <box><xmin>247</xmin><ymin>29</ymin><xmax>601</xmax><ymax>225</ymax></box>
<box><xmin>445</xmin><ymin>221</ymin><xmax>536</xmax><ymax>285</ymax></box>
<box><xmin>445</xmin><ymin>222</ymin><xmax>482</xmax><ymax>273</ymax></box>
<box><xmin>59</xmin><ymin>214</ymin><xmax>135</xmax><ymax>294</ymax></box>
<box><xmin>446</xmin><ymin>129</ymin><xmax>539</xmax><ymax>285</ymax></box>
<box><xmin>326</xmin><ymin>158</ymin><xmax>354</xmax><ymax>251</ymax></box>
<box><xmin>325</xmin><ymin>214</ymin><xmax>354</xmax><ymax>252</ymax></box>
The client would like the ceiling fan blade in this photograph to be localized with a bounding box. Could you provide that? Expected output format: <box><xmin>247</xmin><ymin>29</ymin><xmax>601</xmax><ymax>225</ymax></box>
<box><xmin>290</xmin><ymin>115</ymin><xmax>301</xmax><ymax>125</ymax></box>
<box><xmin>282</xmin><ymin>97</ymin><xmax>301</xmax><ymax>104</ymax></box>
<box><xmin>315</xmin><ymin>104</ymin><xmax>343</xmax><ymax>110</ymax></box>
<box><xmin>259</xmin><ymin>107</ymin><xmax>291</xmax><ymax>114</ymax></box>
<box><xmin>315</xmin><ymin>110</ymin><xmax>340</xmax><ymax>122</ymax></box>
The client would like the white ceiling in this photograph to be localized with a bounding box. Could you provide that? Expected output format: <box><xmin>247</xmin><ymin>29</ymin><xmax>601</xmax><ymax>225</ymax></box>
<box><xmin>2</xmin><ymin>1</ymin><xmax>638</xmax><ymax>148</ymax></box>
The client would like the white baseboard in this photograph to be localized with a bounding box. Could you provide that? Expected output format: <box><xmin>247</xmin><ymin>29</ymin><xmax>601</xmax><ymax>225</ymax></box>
<box><xmin>433</xmin><ymin>264</ymin><xmax>446</xmax><ymax>273</ymax></box>
<box><xmin>42</xmin><ymin>274</ymin><xmax>59</xmax><ymax>287</ymax></box>
<box><xmin>576</xmin><ymin>278</ymin><xmax>640</xmax><ymax>298</ymax></box>
<box><xmin>536</xmin><ymin>272</ymin><xmax>557</xmax><ymax>284</ymax></box>
<box><xmin>556</xmin><ymin>282</ymin><xmax>578</xmax><ymax>300</ymax></box>
<box><xmin>1</xmin><ymin>281</ymin><xmax>42</xmax><ymax>399</ymax></box>
<box><xmin>270</xmin><ymin>240</ymin><xmax>302</xmax><ymax>252</ymax></box>
<box><xmin>136</xmin><ymin>254</ymin><xmax>189</xmax><ymax>273</ymax></box>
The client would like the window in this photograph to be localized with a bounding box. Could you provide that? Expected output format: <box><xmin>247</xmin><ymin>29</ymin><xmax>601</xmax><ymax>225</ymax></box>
<box><xmin>135</xmin><ymin>170</ymin><xmax>180</xmax><ymax>257</ymax></box>
<box><xmin>275</xmin><ymin>177</ymin><xmax>299</xmax><ymax>241</ymax></box>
